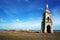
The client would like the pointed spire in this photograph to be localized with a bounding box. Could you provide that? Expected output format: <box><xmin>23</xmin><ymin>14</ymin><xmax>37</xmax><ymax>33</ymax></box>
<box><xmin>46</xmin><ymin>4</ymin><xmax>48</xmax><ymax>9</ymax></box>
<box><xmin>45</xmin><ymin>4</ymin><xmax>50</xmax><ymax>12</ymax></box>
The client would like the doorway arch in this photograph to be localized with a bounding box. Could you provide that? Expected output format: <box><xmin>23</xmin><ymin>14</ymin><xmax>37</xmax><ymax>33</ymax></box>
<box><xmin>47</xmin><ymin>25</ymin><xmax>51</xmax><ymax>33</ymax></box>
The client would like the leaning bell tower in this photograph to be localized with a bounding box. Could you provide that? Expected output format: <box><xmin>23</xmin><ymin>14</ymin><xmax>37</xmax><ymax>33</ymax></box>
<box><xmin>41</xmin><ymin>4</ymin><xmax>53</xmax><ymax>33</ymax></box>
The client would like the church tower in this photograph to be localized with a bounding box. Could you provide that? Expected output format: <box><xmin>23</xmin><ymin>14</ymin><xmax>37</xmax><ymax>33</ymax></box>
<box><xmin>41</xmin><ymin>4</ymin><xmax>53</xmax><ymax>33</ymax></box>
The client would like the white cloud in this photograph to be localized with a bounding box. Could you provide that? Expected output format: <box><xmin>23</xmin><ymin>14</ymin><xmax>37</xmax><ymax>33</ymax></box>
<box><xmin>15</xmin><ymin>19</ymin><xmax>20</xmax><ymax>22</ymax></box>
<box><xmin>52</xmin><ymin>6</ymin><xmax>60</xmax><ymax>26</ymax></box>
<box><xmin>38</xmin><ymin>7</ymin><xmax>43</xmax><ymax>10</ymax></box>
<box><xmin>1</xmin><ymin>18</ymin><xmax>41</xmax><ymax>30</ymax></box>
<box><xmin>0</xmin><ymin>18</ymin><xmax>5</xmax><ymax>22</ymax></box>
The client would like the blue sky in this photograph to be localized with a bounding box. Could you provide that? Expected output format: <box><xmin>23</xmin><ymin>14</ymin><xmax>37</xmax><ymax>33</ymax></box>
<box><xmin>0</xmin><ymin>0</ymin><xmax>60</xmax><ymax>30</ymax></box>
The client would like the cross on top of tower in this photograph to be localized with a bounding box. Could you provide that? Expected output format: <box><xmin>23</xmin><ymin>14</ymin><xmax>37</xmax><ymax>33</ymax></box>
<box><xmin>45</xmin><ymin>4</ymin><xmax>50</xmax><ymax>12</ymax></box>
<box><xmin>46</xmin><ymin>4</ymin><xmax>48</xmax><ymax>9</ymax></box>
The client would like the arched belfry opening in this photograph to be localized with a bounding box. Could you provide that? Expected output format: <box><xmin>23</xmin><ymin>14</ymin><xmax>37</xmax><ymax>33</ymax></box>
<box><xmin>41</xmin><ymin>4</ymin><xmax>53</xmax><ymax>33</ymax></box>
<box><xmin>47</xmin><ymin>17</ymin><xmax>49</xmax><ymax>21</ymax></box>
<box><xmin>47</xmin><ymin>25</ymin><xmax>51</xmax><ymax>33</ymax></box>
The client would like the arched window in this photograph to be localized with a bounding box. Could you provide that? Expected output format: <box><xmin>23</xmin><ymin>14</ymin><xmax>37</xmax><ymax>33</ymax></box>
<box><xmin>47</xmin><ymin>17</ymin><xmax>49</xmax><ymax>21</ymax></box>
